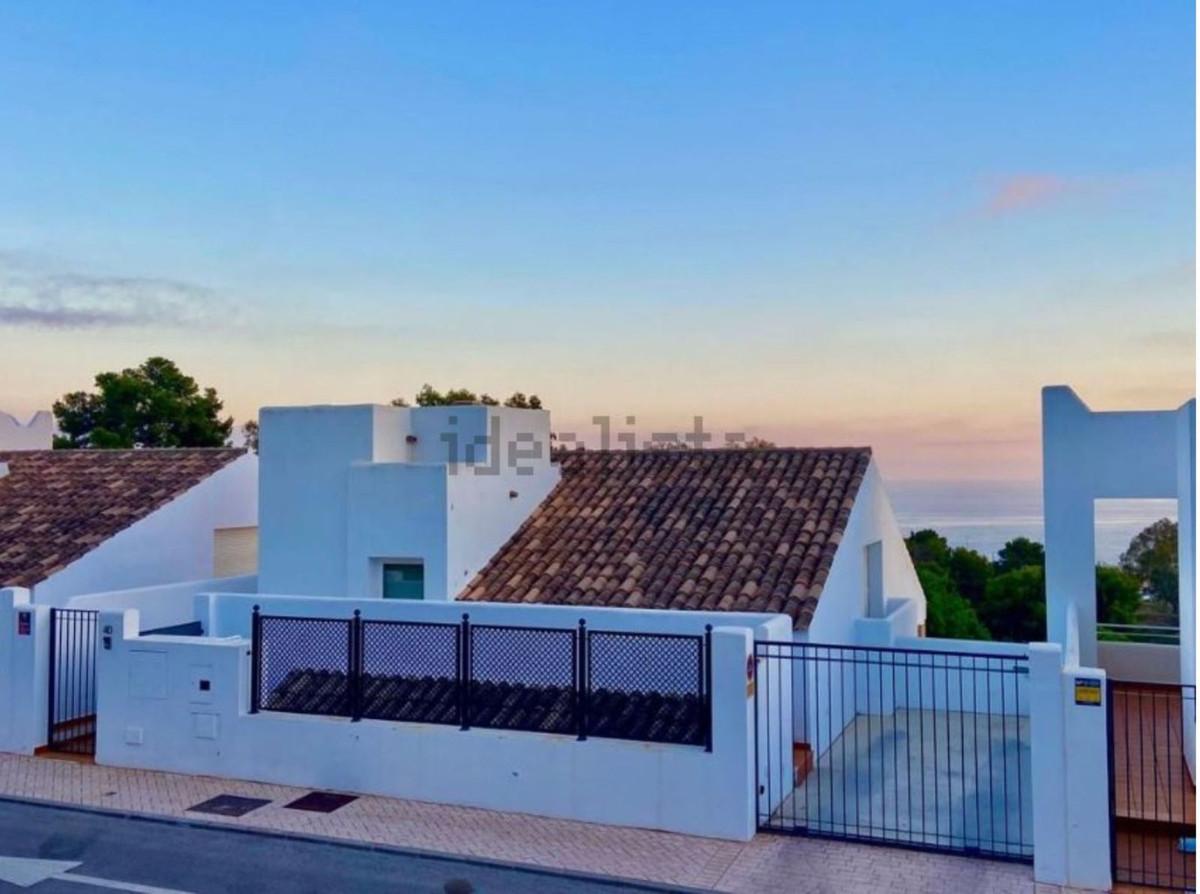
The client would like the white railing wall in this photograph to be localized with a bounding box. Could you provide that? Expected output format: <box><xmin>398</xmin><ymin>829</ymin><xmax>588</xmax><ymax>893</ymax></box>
<box><xmin>94</xmin><ymin>600</ymin><xmax>779</xmax><ymax>841</ymax></box>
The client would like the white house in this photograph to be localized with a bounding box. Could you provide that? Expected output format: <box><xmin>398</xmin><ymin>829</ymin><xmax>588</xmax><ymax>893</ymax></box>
<box><xmin>0</xmin><ymin>447</ymin><xmax>259</xmax><ymax>612</ymax></box>
<box><xmin>0</xmin><ymin>396</ymin><xmax>1142</xmax><ymax>887</ymax></box>
<box><xmin>257</xmin><ymin>402</ymin><xmax>925</xmax><ymax>640</ymax></box>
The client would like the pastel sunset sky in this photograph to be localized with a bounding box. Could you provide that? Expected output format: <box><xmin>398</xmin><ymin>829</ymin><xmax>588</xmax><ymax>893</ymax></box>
<box><xmin>0</xmin><ymin>3</ymin><xmax>1194</xmax><ymax>481</ymax></box>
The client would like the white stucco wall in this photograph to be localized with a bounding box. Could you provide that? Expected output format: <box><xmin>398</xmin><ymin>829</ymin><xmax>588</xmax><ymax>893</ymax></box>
<box><xmin>807</xmin><ymin>459</ymin><xmax>925</xmax><ymax>646</ymax></box>
<box><xmin>96</xmin><ymin>597</ymin><xmax>767</xmax><ymax>840</ymax></box>
<box><xmin>257</xmin><ymin>404</ymin><xmax>558</xmax><ymax>602</ymax></box>
<box><xmin>31</xmin><ymin>454</ymin><xmax>258</xmax><ymax>607</ymax></box>
<box><xmin>66</xmin><ymin>575</ymin><xmax>257</xmax><ymax>632</ymax></box>
<box><xmin>1042</xmin><ymin>386</ymin><xmax>1195</xmax><ymax>670</ymax></box>
<box><xmin>199</xmin><ymin>590</ymin><xmax>786</xmax><ymax>641</ymax></box>
<box><xmin>258</xmin><ymin>405</ymin><xmax>382</xmax><ymax>596</ymax></box>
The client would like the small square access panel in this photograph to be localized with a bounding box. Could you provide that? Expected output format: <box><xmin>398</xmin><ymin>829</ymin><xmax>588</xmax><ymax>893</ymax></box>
<box><xmin>187</xmin><ymin>794</ymin><xmax>271</xmax><ymax>817</ymax></box>
<box><xmin>284</xmin><ymin>791</ymin><xmax>358</xmax><ymax>813</ymax></box>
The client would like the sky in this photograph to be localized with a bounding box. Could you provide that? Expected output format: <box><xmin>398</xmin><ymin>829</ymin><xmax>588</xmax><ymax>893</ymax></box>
<box><xmin>0</xmin><ymin>2</ymin><xmax>1194</xmax><ymax>481</ymax></box>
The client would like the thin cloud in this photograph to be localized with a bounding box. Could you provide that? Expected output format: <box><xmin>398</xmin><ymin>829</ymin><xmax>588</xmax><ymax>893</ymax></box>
<box><xmin>982</xmin><ymin>174</ymin><xmax>1071</xmax><ymax>216</ymax></box>
<box><xmin>0</xmin><ymin>254</ymin><xmax>228</xmax><ymax>330</ymax></box>
<box><xmin>1130</xmin><ymin>329</ymin><xmax>1195</xmax><ymax>352</ymax></box>
<box><xmin>975</xmin><ymin>172</ymin><xmax>1137</xmax><ymax>219</ymax></box>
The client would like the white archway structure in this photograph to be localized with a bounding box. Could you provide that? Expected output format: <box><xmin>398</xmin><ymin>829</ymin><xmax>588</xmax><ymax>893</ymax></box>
<box><xmin>1042</xmin><ymin>386</ymin><xmax>1195</xmax><ymax>683</ymax></box>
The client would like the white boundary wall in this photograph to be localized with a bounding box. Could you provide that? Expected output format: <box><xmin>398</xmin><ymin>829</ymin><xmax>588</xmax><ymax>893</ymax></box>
<box><xmin>68</xmin><ymin>575</ymin><xmax>256</xmax><ymax>632</ymax></box>
<box><xmin>93</xmin><ymin>593</ymin><xmax>791</xmax><ymax>841</ymax></box>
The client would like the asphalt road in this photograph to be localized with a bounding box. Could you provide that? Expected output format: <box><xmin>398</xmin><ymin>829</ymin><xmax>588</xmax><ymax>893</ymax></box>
<box><xmin>0</xmin><ymin>799</ymin><xmax>687</xmax><ymax>894</ymax></box>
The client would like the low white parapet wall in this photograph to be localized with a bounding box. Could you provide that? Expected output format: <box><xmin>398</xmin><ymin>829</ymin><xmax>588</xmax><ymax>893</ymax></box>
<box><xmin>66</xmin><ymin>575</ymin><xmax>257</xmax><ymax>632</ymax></box>
<box><xmin>1097</xmin><ymin>640</ymin><xmax>1181</xmax><ymax>684</ymax></box>
<box><xmin>95</xmin><ymin>600</ymin><xmax>777</xmax><ymax>841</ymax></box>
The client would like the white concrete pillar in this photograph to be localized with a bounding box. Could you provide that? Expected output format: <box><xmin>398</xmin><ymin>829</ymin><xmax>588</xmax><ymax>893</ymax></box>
<box><xmin>1176</xmin><ymin>400</ymin><xmax>1196</xmax><ymax>777</ymax></box>
<box><xmin>0</xmin><ymin>588</ymin><xmax>49</xmax><ymax>754</ymax></box>
<box><xmin>711</xmin><ymin>626</ymin><xmax>759</xmax><ymax>841</ymax></box>
<box><xmin>1029</xmin><ymin>641</ymin><xmax>1112</xmax><ymax>891</ymax></box>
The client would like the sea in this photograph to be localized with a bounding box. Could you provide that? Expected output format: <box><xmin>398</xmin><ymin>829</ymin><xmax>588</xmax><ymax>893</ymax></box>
<box><xmin>888</xmin><ymin>481</ymin><xmax>1178</xmax><ymax>565</ymax></box>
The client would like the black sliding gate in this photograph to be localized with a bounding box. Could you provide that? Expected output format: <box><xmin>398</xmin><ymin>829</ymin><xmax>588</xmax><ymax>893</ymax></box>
<box><xmin>46</xmin><ymin>608</ymin><xmax>99</xmax><ymax>755</ymax></box>
<box><xmin>1108</xmin><ymin>680</ymin><xmax>1196</xmax><ymax>891</ymax></box>
<box><xmin>754</xmin><ymin>640</ymin><xmax>1032</xmax><ymax>862</ymax></box>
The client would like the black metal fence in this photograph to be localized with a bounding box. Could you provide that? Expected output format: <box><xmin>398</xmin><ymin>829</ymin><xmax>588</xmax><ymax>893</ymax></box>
<box><xmin>251</xmin><ymin>607</ymin><xmax>712</xmax><ymax>749</ymax></box>
<box><xmin>755</xmin><ymin>640</ymin><xmax>1032</xmax><ymax>862</ymax></box>
<box><xmin>1108</xmin><ymin>680</ymin><xmax>1196</xmax><ymax>891</ymax></box>
<box><xmin>47</xmin><ymin>608</ymin><xmax>99</xmax><ymax>755</ymax></box>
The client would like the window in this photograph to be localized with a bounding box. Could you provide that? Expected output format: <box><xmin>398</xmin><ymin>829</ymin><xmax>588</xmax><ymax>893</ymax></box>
<box><xmin>213</xmin><ymin>526</ymin><xmax>258</xmax><ymax>577</ymax></box>
<box><xmin>382</xmin><ymin>562</ymin><xmax>424</xmax><ymax>600</ymax></box>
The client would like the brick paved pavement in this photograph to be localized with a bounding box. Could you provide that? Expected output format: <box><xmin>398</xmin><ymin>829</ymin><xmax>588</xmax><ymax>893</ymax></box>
<box><xmin>2</xmin><ymin>753</ymin><xmax>1037</xmax><ymax>892</ymax></box>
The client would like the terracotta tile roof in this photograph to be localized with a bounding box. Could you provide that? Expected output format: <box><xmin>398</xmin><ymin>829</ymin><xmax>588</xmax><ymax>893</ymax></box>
<box><xmin>461</xmin><ymin>447</ymin><xmax>871</xmax><ymax>629</ymax></box>
<box><xmin>0</xmin><ymin>448</ymin><xmax>246</xmax><ymax>588</ymax></box>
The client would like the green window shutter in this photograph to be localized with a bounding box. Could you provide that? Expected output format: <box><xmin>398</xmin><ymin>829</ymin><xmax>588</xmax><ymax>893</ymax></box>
<box><xmin>382</xmin><ymin>563</ymin><xmax>425</xmax><ymax>600</ymax></box>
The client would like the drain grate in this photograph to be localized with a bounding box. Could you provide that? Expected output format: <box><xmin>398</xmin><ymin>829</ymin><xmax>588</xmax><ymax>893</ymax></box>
<box><xmin>186</xmin><ymin>794</ymin><xmax>271</xmax><ymax>817</ymax></box>
<box><xmin>283</xmin><ymin>791</ymin><xmax>358</xmax><ymax>813</ymax></box>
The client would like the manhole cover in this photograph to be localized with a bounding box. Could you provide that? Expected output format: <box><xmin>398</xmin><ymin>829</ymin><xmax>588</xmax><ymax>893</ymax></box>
<box><xmin>186</xmin><ymin>795</ymin><xmax>271</xmax><ymax>817</ymax></box>
<box><xmin>283</xmin><ymin>791</ymin><xmax>358</xmax><ymax>813</ymax></box>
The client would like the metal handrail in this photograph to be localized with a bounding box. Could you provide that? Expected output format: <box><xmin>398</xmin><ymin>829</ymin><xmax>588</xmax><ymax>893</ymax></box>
<box><xmin>1096</xmin><ymin>622</ymin><xmax>1181</xmax><ymax>645</ymax></box>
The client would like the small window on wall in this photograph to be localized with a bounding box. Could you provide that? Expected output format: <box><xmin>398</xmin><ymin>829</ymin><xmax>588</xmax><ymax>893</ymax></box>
<box><xmin>382</xmin><ymin>562</ymin><xmax>424</xmax><ymax>600</ymax></box>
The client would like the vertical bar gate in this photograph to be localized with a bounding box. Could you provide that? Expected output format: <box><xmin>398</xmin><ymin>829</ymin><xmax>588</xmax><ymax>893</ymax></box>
<box><xmin>46</xmin><ymin>608</ymin><xmax>99</xmax><ymax>756</ymax></box>
<box><xmin>754</xmin><ymin>640</ymin><xmax>1032</xmax><ymax>862</ymax></box>
<box><xmin>1108</xmin><ymin>680</ymin><xmax>1196</xmax><ymax>891</ymax></box>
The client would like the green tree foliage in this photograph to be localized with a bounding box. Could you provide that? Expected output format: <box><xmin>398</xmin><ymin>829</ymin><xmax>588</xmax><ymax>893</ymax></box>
<box><xmin>948</xmin><ymin>546</ymin><xmax>991</xmax><ymax>605</ymax></box>
<box><xmin>917</xmin><ymin>565</ymin><xmax>991</xmax><ymax>640</ymax></box>
<box><xmin>906</xmin><ymin>526</ymin><xmax>1159</xmax><ymax>643</ymax></box>
<box><xmin>242</xmin><ymin>419</ymin><xmax>259</xmax><ymax>453</ymax></box>
<box><xmin>994</xmin><ymin>537</ymin><xmax>1044</xmax><ymax>574</ymax></box>
<box><xmin>394</xmin><ymin>385</ymin><xmax>543</xmax><ymax>409</ymax></box>
<box><xmin>725</xmin><ymin>436</ymin><xmax>778</xmax><ymax>449</ymax></box>
<box><xmin>905</xmin><ymin>529</ymin><xmax>951</xmax><ymax>569</ymax></box>
<box><xmin>1095</xmin><ymin>564</ymin><xmax>1142</xmax><ymax>625</ymax></box>
<box><xmin>1119</xmin><ymin>519</ymin><xmax>1178</xmax><ymax>610</ymax></box>
<box><xmin>979</xmin><ymin>566</ymin><xmax>1046</xmax><ymax>643</ymax></box>
<box><xmin>53</xmin><ymin>357</ymin><xmax>233</xmax><ymax>449</ymax></box>
<box><xmin>503</xmin><ymin>392</ymin><xmax>543</xmax><ymax>409</ymax></box>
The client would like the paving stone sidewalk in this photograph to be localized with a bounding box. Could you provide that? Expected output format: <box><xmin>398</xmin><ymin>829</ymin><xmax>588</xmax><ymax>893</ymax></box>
<box><xmin>2</xmin><ymin>753</ymin><xmax>1036</xmax><ymax>893</ymax></box>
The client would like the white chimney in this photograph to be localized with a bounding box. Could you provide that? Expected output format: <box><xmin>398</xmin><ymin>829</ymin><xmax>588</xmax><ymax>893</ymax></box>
<box><xmin>0</xmin><ymin>411</ymin><xmax>55</xmax><ymax>450</ymax></box>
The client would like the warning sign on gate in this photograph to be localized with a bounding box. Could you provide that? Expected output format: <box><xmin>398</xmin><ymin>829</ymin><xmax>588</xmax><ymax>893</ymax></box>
<box><xmin>1074</xmin><ymin>678</ymin><xmax>1102</xmax><ymax>706</ymax></box>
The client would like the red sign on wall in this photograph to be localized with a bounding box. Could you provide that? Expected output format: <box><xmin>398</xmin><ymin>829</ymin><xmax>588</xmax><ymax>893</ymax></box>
<box><xmin>16</xmin><ymin>611</ymin><xmax>31</xmax><ymax>636</ymax></box>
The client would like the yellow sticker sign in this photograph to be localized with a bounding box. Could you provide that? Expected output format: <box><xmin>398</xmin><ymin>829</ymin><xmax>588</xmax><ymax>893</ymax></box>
<box><xmin>1075</xmin><ymin>678</ymin><xmax>1103</xmax><ymax>706</ymax></box>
